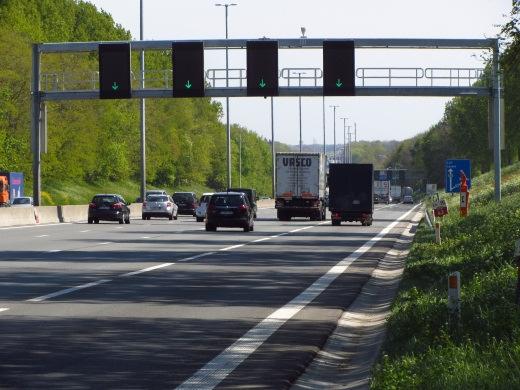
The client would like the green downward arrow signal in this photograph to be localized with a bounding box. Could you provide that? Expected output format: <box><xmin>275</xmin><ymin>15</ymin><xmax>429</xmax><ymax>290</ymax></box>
<box><xmin>112</xmin><ymin>82</ymin><xmax>119</xmax><ymax>91</ymax></box>
<box><xmin>259</xmin><ymin>79</ymin><xmax>266</xmax><ymax>88</ymax></box>
<box><xmin>335</xmin><ymin>79</ymin><xmax>343</xmax><ymax>88</ymax></box>
<box><xmin>185</xmin><ymin>80</ymin><xmax>192</xmax><ymax>89</ymax></box>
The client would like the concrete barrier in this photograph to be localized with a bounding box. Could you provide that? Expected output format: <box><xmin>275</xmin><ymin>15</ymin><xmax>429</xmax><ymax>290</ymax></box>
<box><xmin>257</xmin><ymin>199</ymin><xmax>274</xmax><ymax>208</ymax></box>
<box><xmin>129</xmin><ymin>203</ymin><xmax>142</xmax><ymax>219</ymax></box>
<box><xmin>35</xmin><ymin>206</ymin><xmax>60</xmax><ymax>224</ymax></box>
<box><xmin>0</xmin><ymin>207</ymin><xmax>37</xmax><ymax>227</ymax></box>
<box><xmin>59</xmin><ymin>205</ymin><xmax>88</xmax><ymax>223</ymax></box>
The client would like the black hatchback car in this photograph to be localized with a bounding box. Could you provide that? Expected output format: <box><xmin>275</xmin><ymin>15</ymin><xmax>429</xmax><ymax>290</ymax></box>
<box><xmin>205</xmin><ymin>192</ymin><xmax>254</xmax><ymax>232</ymax></box>
<box><xmin>88</xmin><ymin>194</ymin><xmax>130</xmax><ymax>224</ymax></box>
<box><xmin>172</xmin><ymin>192</ymin><xmax>198</xmax><ymax>216</ymax></box>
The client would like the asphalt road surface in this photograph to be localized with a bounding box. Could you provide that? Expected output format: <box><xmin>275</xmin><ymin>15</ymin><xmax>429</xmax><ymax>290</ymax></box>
<box><xmin>0</xmin><ymin>203</ymin><xmax>420</xmax><ymax>389</ymax></box>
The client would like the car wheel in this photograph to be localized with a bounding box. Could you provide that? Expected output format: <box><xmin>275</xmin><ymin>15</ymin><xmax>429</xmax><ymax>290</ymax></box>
<box><xmin>332</xmin><ymin>219</ymin><xmax>341</xmax><ymax>226</ymax></box>
<box><xmin>119</xmin><ymin>217</ymin><xmax>124</xmax><ymax>224</ymax></box>
<box><xmin>205</xmin><ymin>224</ymin><xmax>216</xmax><ymax>232</ymax></box>
<box><xmin>125</xmin><ymin>215</ymin><xmax>130</xmax><ymax>224</ymax></box>
<box><xmin>94</xmin><ymin>219</ymin><xmax>99</xmax><ymax>224</ymax></box>
<box><xmin>88</xmin><ymin>218</ymin><xmax>93</xmax><ymax>224</ymax></box>
<box><xmin>169</xmin><ymin>214</ymin><xmax>173</xmax><ymax>220</ymax></box>
<box><xmin>254</xmin><ymin>213</ymin><xmax>257</xmax><ymax>219</ymax></box>
<box><xmin>142</xmin><ymin>215</ymin><xmax>146</xmax><ymax>220</ymax></box>
<box><xmin>249</xmin><ymin>223</ymin><xmax>254</xmax><ymax>232</ymax></box>
<box><xmin>243</xmin><ymin>225</ymin><xmax>250</xmax><ymax>232</ymax></box>
<box><xmin>147</xmin><ymin>216</ymin><xmax>151</xmax><ymax>220</ymax></box>
<box><xmin>174</xmin><ymin>214</ymin><xmax>178</xmax><ymax>220</ymax></box>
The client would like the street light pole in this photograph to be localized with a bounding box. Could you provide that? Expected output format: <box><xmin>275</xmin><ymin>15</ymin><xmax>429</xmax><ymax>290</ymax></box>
<box><xmin>293</xmin><ymin>71</ymin><xmax>306</xmax><ymax>152</ymax></box>
<box><xmin>139</xmin><ymin>0</ymin><xmax>146</xmax><ymax>202</ymax></box>
<box><xmin>329</xmin><ymin>105</ymin><xmax>339</xmax><ymax>162</ymax></box>
<box><xmin>340</xmin><ymin>117</ymin><xmax>348</xmax><ymax>163</ymax></box>
<box><xmin>347</xmin><ymin>125</ymin><xmax>351</xmax><ymax>163</ymax></box>
<box><xmin>215</xmin><ymin>3</ymin><xmax>237</xmax><ymax>188</ymax></box>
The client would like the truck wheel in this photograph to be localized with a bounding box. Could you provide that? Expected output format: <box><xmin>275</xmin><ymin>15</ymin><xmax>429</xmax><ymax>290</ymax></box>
<box><xmin>88</xmin><ymin>218</ymin><xmax>93</xmax><ymax>224</ymax></box>
<box><xmin>332</xmin><ymin>219</ymin><xmax>341</xmax><ymax>226</ymax></box>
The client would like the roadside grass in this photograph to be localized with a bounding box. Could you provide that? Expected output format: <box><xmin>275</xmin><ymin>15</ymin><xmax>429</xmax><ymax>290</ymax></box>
<box><xmin>371</xmin><ymin>163</ymin><xmax>520</xmax><ymax>389</ymax></box>
<box><xmin>38</xmin><ymin>180</ymin><xmax>215</xmax><ymax>205</ymax></box>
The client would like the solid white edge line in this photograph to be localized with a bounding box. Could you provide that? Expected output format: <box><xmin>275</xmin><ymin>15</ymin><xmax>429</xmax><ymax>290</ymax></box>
<box><xmin>176</xmin><ymin>204</ymin><xmax>421</xmax><ymax>390</ymax></box>
<box><xmin>220</xmin><ymin>244</ymin><xmax>245</xmax><ymax>251</ymax></box>
<box><xmin>48</xmin><ymin>249</ymin><xmax>62</xmax><ymax>253</ymax></box>
<box><xmin>178</xmin><ymin>252</ymin><xmax>216</xmax><ymax>262</ymax></box>
<box><xmin>0</xmin><ymin>308</ymin><xmax>10</xmax><ymax>313</ymax></box>
<box><xmin>27</xmin><ymin>279</ymin><xmax>112</xmax><ymax>302</ymax></box>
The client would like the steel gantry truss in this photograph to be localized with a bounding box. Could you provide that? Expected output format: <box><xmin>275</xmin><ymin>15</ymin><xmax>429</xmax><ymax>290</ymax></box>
<box><xmin>31</xmin><ymin>38</ymin><xmax>502</xmax><ymax>205</ymax></box>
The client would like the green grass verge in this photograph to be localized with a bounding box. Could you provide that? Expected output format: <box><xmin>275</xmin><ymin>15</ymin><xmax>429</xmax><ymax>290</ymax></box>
<box><xmin>371</xmin><ymin>162</ymin><xmax>520</xmax><ymax>389</ymax></box>
<box><xmin>38</xmin><ymin>180</ymin><xmax>215</xmax><ymax>205</ymax></box>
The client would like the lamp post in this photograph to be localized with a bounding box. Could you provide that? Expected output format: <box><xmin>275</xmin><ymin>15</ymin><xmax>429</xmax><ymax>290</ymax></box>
<box><xmin>340</xmin><ymin>117</ymin><xmax>348</xmax><ymax>163</ymax></box>
<box><xmin>329</xmin><ymin>105</ymin><xmax>339</xmax><ymax>162</ymax></box>
<box><xmin>293</xmin><ymin>71</ymin><xmax>306</xmax><ymax>152</ymax></box>
<box><xmin>347</xmin><ymin>125</ymin><xmax>351</xmax><ymax>163</ymax></box>
<box><xmin>215</xmin><ymin>3</ymin><xmax>237</xmax><ymax>188</ymax></box>
<box><xmin>139</xmin><ymin>0</ymin><xmax>146</xmax><ymax>202</ymax></box>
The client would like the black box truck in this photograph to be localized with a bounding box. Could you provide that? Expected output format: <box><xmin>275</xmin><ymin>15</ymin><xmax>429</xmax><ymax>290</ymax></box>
<box><xmin>328</xmin><ymin>163</ymin><xmax>373</xmax><ymax>226</ymax></box>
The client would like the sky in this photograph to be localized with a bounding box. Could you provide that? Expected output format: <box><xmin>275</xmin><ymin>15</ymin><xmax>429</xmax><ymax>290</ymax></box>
<box><xmin>86</xmin><ymin>0</ymin><xmax>511</xmax><ymax>145</ymax></box>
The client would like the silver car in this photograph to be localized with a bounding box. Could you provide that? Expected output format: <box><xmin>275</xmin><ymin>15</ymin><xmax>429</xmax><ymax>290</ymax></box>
<box><xmin>195</xmin><ymin>193</ymin><xmax>214</xmax><ymax>222</ymax></box>
<box><xmin>11</xmin><ymin>197</ymin><xmax>34</xmax><ymax>207</ymax></box>
<box><xmin>142</xmin><ymin>195</ymin><xmax>178</xmax><ymax>220</ymax></box>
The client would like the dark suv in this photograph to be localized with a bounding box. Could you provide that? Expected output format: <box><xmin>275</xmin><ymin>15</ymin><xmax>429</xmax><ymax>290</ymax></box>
<box><xmin>227</xmin><ymin>188</ymin><xmax>257</xmax><ymax>218</ymax></box>
<box><xmin>88</xmin><ymin>194</ymin><xmax>130</xmax><ymax>224</ymax></box>
<box><xmin>172</xmin><ymin>192</ymin><xmax>198</xmax><ymax>216</ymax></box>
<box><xmin>205</xmin><ymin>192</ymin><xmax>254</xmax><ymax>232</ymax></box>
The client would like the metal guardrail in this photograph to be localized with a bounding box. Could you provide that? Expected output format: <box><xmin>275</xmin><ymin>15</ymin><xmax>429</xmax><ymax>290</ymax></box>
<box><xmin>41</xmin><ymin>66</ymin><xmax>486</xmax><ymax>92</ymax></box>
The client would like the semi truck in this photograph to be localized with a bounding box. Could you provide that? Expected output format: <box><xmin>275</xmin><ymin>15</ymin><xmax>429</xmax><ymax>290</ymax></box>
<box><xmin>328</xmin><ymin>163</ymin><xmax>374</xmax><ymax>226</ymax></box>
<box><xmin>275</xmin><ymin>152</ymin><xmax>327</xmax><ymax>221</ymax></box>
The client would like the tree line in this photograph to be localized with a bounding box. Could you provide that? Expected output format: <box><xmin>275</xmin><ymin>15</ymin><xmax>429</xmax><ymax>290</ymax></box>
<box><xmin>0</xmin><ymin>0</ymin><xmax>280</xmax><ymax>200</ymax></box>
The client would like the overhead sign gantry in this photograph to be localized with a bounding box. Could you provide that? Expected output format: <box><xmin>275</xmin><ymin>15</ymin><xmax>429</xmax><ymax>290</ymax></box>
<box><xmin>31</xmin><ymin>37</ymin><xmax>502</xmax><ymax>205</ymax></box>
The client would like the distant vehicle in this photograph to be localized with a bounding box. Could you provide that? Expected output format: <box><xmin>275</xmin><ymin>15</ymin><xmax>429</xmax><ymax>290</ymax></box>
<box><xmin>374</xmin><ymin>180</ymin><xmax>391</xmax><ymax>204</ymax></box>
<box><xmin>227</xmin><ymin>188</ymin><xmax>257</xmax><ymax>218</ymax></box>
<box><xmin>205</xmin><ymin>192</ymin><xmax>254</xmax><ymax>232</ymax></box>
<box><xmin>172</xmin><ymin>192</ymin><xmax>198</xmax><ymax>216</ymax></box>
<box><xmin>390</xmin><ymin>185</ymin><xmax>402</xmax><ymax>202</ymax></box>
<box><xmin>328</xmin><ymin>163</ymin><xmax>373</xmax><ymax>226</ymax></box>
<box><xmin>10</xmin><ymin>197</ymin><xmax>33</xmax><ymax>207</ymax></box>
<box><xmin>275</xmin><ymin>152</ymin><xmax>327</xmax><ymax>221</ymax></box>
<box><xmin>0</xmin><ymin>176</ymin><xmax>9</xmax><ymax>206</ymax></box>
<box><xmin>88</xmin><ymin>194</ymin><xmax>130</xmax><ymax>224</ymax></box>
<box><xmin>195</xmin><ymin>192</ymin><xmax>214</xmax><ymax>222</ymax></box>
<box><xmin>142</xmin><ymin>195</ymin><xmax>178</xmax><ymax>220</ymax></box>
<box><xmin>402</xmin><ymin>186</ymin><xmax>414</xmax><ymax>204</ymax></box>
<box><xmin>373</xmin><ymin>193</ymin><xmax>380</xmax><ymax>204</ymax></box>
<box><xmin>0</xmin><ymin>172</ymin><xmax>24</xmax><ymax>206</ymax></box>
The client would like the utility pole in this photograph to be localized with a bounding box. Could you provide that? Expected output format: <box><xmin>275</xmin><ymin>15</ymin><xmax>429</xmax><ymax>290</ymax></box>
<box><xmin>215</xmin><ymin>3</ymin><xmax>237</xmax><ymax>188</ymax></box>
<box><xmin>139</xmin><ymin>0</ymin><xmax>146</xmax><ymax>202</ymax></box>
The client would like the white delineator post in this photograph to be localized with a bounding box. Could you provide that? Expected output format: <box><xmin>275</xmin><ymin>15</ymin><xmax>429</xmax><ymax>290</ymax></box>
<box><xmin>448</xmin><ymin>271</ymin><xmax>461</xmax><ymax>318</ymax></box>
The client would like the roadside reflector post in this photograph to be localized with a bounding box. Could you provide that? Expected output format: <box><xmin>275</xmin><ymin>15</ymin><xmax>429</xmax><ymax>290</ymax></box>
<box><xmin>514</xmin><ymin>240</ymin><xmax>520</xmax><ymax>305</ymax></box>
<box><xmin>448</xmin><ymin>271</ymin><xmax>461</xmax><ymax>321</ymax></box>
<box><xmin>435</xmin><ymin>222</ymin><xmax>441</xmax><ymax>244</ymax></box>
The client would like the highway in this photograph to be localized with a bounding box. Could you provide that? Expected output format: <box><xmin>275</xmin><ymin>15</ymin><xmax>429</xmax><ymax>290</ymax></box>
<box><xmin>0</xmin><ymin>203</ymin><xmax>420</xmax><ymax>389</ymax></box>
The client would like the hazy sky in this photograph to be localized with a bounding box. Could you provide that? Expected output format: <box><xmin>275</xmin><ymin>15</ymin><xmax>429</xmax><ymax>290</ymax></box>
<box><xmin>86</xmin><ymin>0</ymin><xmax>510</xmax><ymax>145</ymax></box>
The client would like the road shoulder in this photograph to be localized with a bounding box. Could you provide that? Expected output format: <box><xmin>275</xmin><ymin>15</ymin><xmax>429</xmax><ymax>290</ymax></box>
<box><xmin>292</xmin><ymin>208</ymin><xmax>423</xmax><ymax>389</ymax></box>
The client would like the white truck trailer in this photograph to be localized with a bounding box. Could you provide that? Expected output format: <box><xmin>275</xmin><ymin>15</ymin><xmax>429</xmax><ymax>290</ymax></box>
<box><xmin>275</xmin><ymin>152</ymin><xmax>327</xmax><ymax>221</ymax></box>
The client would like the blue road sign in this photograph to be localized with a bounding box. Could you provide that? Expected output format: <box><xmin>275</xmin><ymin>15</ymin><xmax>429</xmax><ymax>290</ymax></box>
<box><xmin>445</xmin><ymin>159</ymin><xmax>471</xmax><ymax>193</ymax></box>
